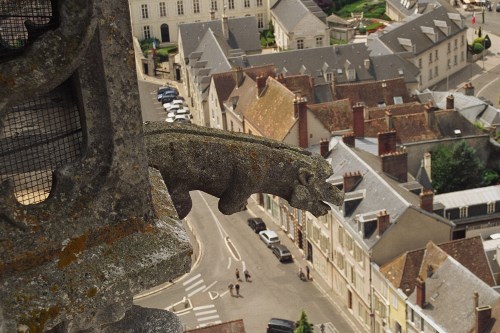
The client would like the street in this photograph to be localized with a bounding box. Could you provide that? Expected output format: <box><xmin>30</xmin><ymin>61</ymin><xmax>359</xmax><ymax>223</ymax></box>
<box><xmin>134</xmin><ymin>191</ymin><xmax>356</xmax><ymax>332</ymax></box>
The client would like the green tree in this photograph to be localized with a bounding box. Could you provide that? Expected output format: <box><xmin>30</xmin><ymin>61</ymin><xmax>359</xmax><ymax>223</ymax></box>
<box><xmin>295</xmin><ymin>310</ymin><xmax>314</xmax><ymax>333</ymax></box>
<box><xmin>431</xmin><ymin>141</ymin><xmax>485</xmax><ymax>194</ymax></box>
<box><xmin>472</xmin><ymin>42</ymin><xmax>484</xmax><ymax>54</ymax></box>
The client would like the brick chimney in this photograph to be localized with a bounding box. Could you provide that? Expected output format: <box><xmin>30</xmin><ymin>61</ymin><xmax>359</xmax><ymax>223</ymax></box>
<box><xmin>385</xmin><ymin>110</ymin><xmax>394</xmax><ymax>130</ymax></box>
<box><xmin>381</xmin><ymin>148</ymin><xmax>408</xmax><ymax>183</ymax></box>
<box><xmin>446</xmin><ymin>94</ymin><xmax>454</xmax><ymax>110</ymax></box>
<box><xmin>377</xmin><ymin>209</ymin><xmax>390</xmax><ymax>235</ymax></box>
<box><xmin>222</xmin><ymin>15</ymin><xmax>229</xmax><ymax>40</ymax></box>
<box><xmin>233</xmin><ymin>67</ymin><xmax>244</xmax><ymax>87</ymax></box>
<box><xmin>352</xmin><ymin>104</ymin><xmax>365</xmax><ymax>138</ymax></box>
<box><xmin>378</xmin><ymin>130</ymin><xmax>397</xmax><ymax>156</ymax></box>
<box><xmin>419</xmin><ymin>189</ymin><xmax>434</xmax><ymax>213</ymax></box>
<box><xmin>294</xmin><ymin>97</ymin><xmax>308</xmax><ymax>148</ymax></box>
<box><xmin>416</xmin><ymin>277</ymin><xmax>426</xmax><ymax>308</ymax></box>
<box><xmin>320</xmin><ymin>138</ymin><xmax>329</xmax><ymax>157</ymax></box>
<box><xmin>343</xmin><ymin>171</ymin><xmax>362</xmax><ymax>192</ymax></box>
<box><xmin>342</xmin><ymin>132</ymin><xmax>355</xmax><ymax>148</ymax></box>
<box><xmin>476</xmin><ymin>306</ymin><xmax>492</xmax><ymax>333</ymax></box>
<box><xmin>424</xmin><ymin>104</ymin><xmax>435</xmax><ymax>128</ymax></box>
<box><xmin>464</xmin><ymin>82</ymin><xmax>475</xmax><ymax>96</ymax></box>
<box><xmin>256</xmin><ymin>75</ymin><xmax>266</xmax><ymax>97</ymax></box>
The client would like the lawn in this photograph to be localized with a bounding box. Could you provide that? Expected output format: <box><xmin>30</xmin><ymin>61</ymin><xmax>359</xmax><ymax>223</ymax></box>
<box><xmin>332</xmin><ymin>0</ymin><xmax>389</xmax><ymax>20</ymax></box>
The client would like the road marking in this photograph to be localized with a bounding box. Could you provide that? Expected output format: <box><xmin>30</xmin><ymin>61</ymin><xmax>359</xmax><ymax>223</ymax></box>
<box><xmin>193</xmin><ymin>304</ymin><xmax>214</xmax><ymax>310</ymax></box>
<box><xmin>477</xmin><ymin>76</ymin><xmax>499</xmax><ymax>96</ymax></box>
<box><xmin>220</xmin><ymin>290</ymin><xmax>229</xmax><ymax>297</ymax></box>
<box><xmin>185</xmin><ymin>279</ymin><xmax>204</xmax><ymax>291</ymax></box>
<box><xmin>197</xmin><ymin>315</ymin><xmax>220</xmax><ymax>321</ymax></box>
<box><xmin>203</xmin><ymin>281</ymin><xmax>217</xmax><ymax>292</ymax></box>
<box><xmin>242</xmin><ymin>260</ymin><xmax>246</xmax><ymax>272</ymax></box>
<box><xmin>183</xmin><ymin>273</ymin><xmax>201</xmax><ymax>286</ymax></box>
<box><xmin>195</xmin><ymin>309</ymin><xmax>217</xmax><ymax>316</ymax></box>
<box><xmin>227</xmin><ymin>256</ymin><xmax>231</xmax><ymax>269</ymax></box>
<box><xmin>187</xmin><ymin>285</ymin><xmax>206</xmax><ymax>297</ymax></box>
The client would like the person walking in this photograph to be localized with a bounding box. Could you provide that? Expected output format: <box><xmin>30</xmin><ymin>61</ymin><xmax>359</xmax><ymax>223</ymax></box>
<box><xmin>228</xmin><ymin>283</ymin><xmax>234</xmax><ymax>296</ymax></box>
<box><xmin>306</xmin><ymin>265</ymin><xmax>310</xmax><ymax>280</ymax></box>
<box><xmin>235</xmin><ymin>268</ymin><xmax>241</xmax><ymax>281</ymax></box>
<box><xmin>244</xmin><ymin>269</ymin><xmax>251</xmax><ymax>282</ymax></box>
<box><xmin>235</xmin><ymin>283</ymin><xmax>240</xmax><ymax>296</ymax></box>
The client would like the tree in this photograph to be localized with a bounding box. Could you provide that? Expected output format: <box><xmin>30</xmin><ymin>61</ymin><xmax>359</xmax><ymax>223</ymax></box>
<box><xmin>431</xmin><ymin>141</ymin><xmax>485</xmax><ymax>194</ymax></box>
<box><xmin>295</xmin><ymin>310</ymin><xmax>314</xmax><ymax>333</ymax></box>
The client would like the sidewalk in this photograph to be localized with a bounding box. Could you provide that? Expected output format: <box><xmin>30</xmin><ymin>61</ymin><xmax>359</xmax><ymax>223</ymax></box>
<box><xmin>245</xmin><ymin>199</ymin><xmax>366</xmax><ymax>333</ymax></box>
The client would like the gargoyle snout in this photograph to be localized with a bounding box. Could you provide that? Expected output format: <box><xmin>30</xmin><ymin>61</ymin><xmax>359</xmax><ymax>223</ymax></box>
<box><xmin>321</xmin><ymin>182</ymin><xmax>344</xmax><ymax>206</ymax></box>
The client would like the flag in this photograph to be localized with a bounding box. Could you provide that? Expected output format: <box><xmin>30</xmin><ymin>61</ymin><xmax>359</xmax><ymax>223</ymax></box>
<box><xmin>472</xmin><ymin>11</ymin><xmax>476</xmax><ymax>25</ymax></box>
<box><xmin>152</xmin><ymin>40</ymin><xmax>157</xmax><ymax>56</ymax></box>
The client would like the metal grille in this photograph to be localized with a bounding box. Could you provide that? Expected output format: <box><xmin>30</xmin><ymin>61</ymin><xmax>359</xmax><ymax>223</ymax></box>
<box><xmin>0</xmin><ymin>81</ymin><xmax>83</xmax><ymax>204</ymax></box>
<box><xmin>0</xmin><ymin>0</ymin><xmax>58</xmax><ymax>62</ymax></box>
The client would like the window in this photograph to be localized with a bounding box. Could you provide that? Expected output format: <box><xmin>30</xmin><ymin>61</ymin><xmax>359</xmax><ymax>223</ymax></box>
<box><xmin>461</xmin><ymin>35</ymin><xmax>465</xmax><ymax>46</ymax></box>
<box><xmin>428</xmin><ymin>68</ymin><xmax>432</xmax><ymax>80</ymax></box>
<box><xmin>211</xmin><ymin>0</ymin><xmax>218</xmax><ymax>11</ymax></box>
<box><xmin>460</xmin><ymin>206</ymin><xmax>468</xmax><ymax>218</ymax></box>
<box><xmin>141</xmin><ymin>4</ymin><xmax>149</xmax><ymax>19</ymax></box>
<box><xmin>257</xmin><ymin>0</ymin><xmax>263</xmax><ymax>6</ymax></box>
<box><xmin>454</xmin><ymin>54</ymin><xmax>458</xmax><ymax>65</ymax></box>
<box><xmin>488</xmin><ymin>202</ymin><xmax>495</xmax><ymax>214</ymax></box>
<box><xmin>297</xmin><ymin>39</ymin><xmax>304</xmax><ymax>49</ymax></box>
<box><xmin>435</xmin><ymin>49</ymin><xmax>438</xmax><ymax>60</ymax></box>
<box><xmin>428</xmin><ymin>52</ymin><xmax>432</xmax><ymax>64</ymax></box>
<box><xmin>418</xmin><ymin>58</ymin><xmax>422</xmax><ymax>68</ymax></box>
<box><xmin>159</xmin><ymin>2</ymin><xmax>167</xmax><ymax>17</ymax></box>
<box><xmin>392</xmin><ymin>293</ymin><xmax>398</xmax><ymax>309</ymax></box>
<box><xmin>435</xmin><ymin>66</ymin><xmax>438</xmax><ymax>77</ymax></box>
<box><xmin>326</xmin><ymin>72</ymin><xmax>333</xmax><ymax>82</ymax></box>
<box><xmin>454</xmin><ymin>38</ymin><xmax>458</xmax><ymax>49</ymax></box>
<box><xmin>177</xmin><ymin>0</ymin><xmax>184</xmax><ymax>15</ymax></box>
<box><xmin>447</xmin><ymin>42</ymin><xmax>451</xmax><ymax>53</ymax></box>
<box><xmin>143</xmin><ymin>25</ymin><xmax>151</xmax><ymax>39</ymax></box>
<box><xmin>338</xmin><ymin>226</ymin><xmax>344</xmax><ymax>246</ymax></box>
<box><xmin>461</xmin><ymin>51</ymin><xmax>464</xmax><ymax>62</ymax></box>
<box><xmin>315</xmin><ymin>36</ymin><xmax>323</xmax><ymax>47</ymax></box>
<box><xmin>244</xmin><ymin>0</ymin><xmax>250</xmax><ymax>8</ymax></box>
<box><xmin>193</xmin><ymin>0</ymin><xmax>200</xmax><ymax>13</ymax></box>
<box><xmin>346</xmin><ymin>235</ymin><xmax>353</xmax><ymax>252</ymax></box>
<box><xmin>257</xmin><ymin>13</ymin><xmax>264</xmax><ymax>29</ymax></box>
<box><xmin>228</xmin><ymin>0</ymin><xmax>235</xmax><ymax>9</ymax></box>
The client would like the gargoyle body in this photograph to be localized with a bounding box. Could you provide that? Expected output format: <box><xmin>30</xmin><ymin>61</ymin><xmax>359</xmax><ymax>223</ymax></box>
<box><xmin>144</xmin><ymin>122</ymin><xmax>343</xmax><ymax>219</ymax></box>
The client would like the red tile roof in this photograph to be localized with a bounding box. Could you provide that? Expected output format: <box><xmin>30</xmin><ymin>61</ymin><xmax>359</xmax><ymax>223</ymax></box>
<box><xmin>308</xmin><ymin>99</ymin><xmax>353</xmax><ymax>132</ymax></box>
<box><xmin>186</xmin><ymin>319</ymin><xmax>246</xmax><ymax>333</ymax></box>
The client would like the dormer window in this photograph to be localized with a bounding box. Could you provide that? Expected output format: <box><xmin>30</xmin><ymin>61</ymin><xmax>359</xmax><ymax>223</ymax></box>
<box><xmin>346</xmin><ymin>68</ymin><xmax>355</xmax><ymax>81</ymax></box>
<box><xmin>459</xmin><ymin>206</ymin><xmax>468</xmax><ymax>218</ymax></box>
<box><xmin>488</xmin><ymin>202</ymin><xmax>495</xmax><ymax>214</ymax></box>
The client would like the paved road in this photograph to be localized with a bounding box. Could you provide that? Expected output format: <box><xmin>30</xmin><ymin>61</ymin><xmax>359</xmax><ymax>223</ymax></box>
<box><xmin>134</xmin><ymin>192</ymin><xmax>356</xmax><ymax>332</ymax></box>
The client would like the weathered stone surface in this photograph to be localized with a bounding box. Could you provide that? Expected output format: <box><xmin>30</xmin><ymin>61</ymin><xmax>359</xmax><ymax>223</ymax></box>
<box><xmin>100</xmin><ymin>306</ymin><xmax>183</xmax><ymax>333</ymax></box>
<box><xmin>144</xmin><ymin>122</ymin><xmax>344</xmax><ymax>219</ymax></box>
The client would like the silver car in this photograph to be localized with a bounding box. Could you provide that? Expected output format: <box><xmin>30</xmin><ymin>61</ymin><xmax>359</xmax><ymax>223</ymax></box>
<box><xmin>259</xmin><ymin>230</ymin><xmax>280</xmax><ymax>248</ymax></box>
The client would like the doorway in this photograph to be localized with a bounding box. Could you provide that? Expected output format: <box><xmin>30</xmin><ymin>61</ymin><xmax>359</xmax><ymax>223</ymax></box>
<box><xmin>161</xmin><ymin>24</ymin><xmax>170</xmax><ymax>43</ymax></box>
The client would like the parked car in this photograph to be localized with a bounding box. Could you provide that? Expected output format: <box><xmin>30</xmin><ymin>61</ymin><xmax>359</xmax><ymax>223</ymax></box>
<box><xmin>267</xmin><ymin>318</ymin><xmax>296</xmax><ymax>333</ymax></box>
<box><xmin>163</xmin><ymin>99</ymin><xmax>186</xmax><ymax>110</ymax></box>
<box><xmin>247</xmin><ymin>217</ymin><xmax>267</xmax><ymax>233</ymax></box>
<box><xmin>176</xmin><ymin>107</ymin><xmax>190</xmax><ymax>115</ymax></box>
<box><xmin>161</xmin><ymin>92</ymin><xmax>178</xmax><ymax>104</ymax></box>
<box><xmin>272</xmin><ymin>244</ymin><xmax>293</xmax><ymax>262</ymax></box>
<box><xmin>259</xmin><ymin>230</ymin><xmax>280</xmax><ymax>248</ymax></box>
<box><xmin>496</xmin><ymin>2</ymin><xmax>500</xmax><ymax>11</ymax></box>
<box><xmin>157</xmin><ymin>86</ymin><xmax>178</xmax><ymax>101</ymax></box>
<box><xmin>174</xmin><ymin>114</ymin><xmax>191</xmax><ymax>123</ymax></box>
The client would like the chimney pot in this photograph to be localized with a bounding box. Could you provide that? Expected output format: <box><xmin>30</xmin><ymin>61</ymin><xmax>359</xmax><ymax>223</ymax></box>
<box><xmin>446</xmin><ymin>94</ymin><xmax>454</xmax><ymax>110</ymax></box>
<box><xmin>419</xmin><ymin>189</ymin><xmax>434</xmax><ymax>213</ymax></box>
<box><xmin>342</xmin><ymin>132</ymin><xmax>355</xmax><ymax>147</ymax></box>
<box><xmin>352</xmin><ymin>105</ymin><xmax>365</xmax><ymax>138</ymax></box>
<box><xmin>377</xmin><ymin>210</ymin><xmax>390</xmax><ymax>235</ymax></box>
<box><xmin>416</xmin><ymin>277</ymin><xmax>426</xmax><ymax>308</ymax></box>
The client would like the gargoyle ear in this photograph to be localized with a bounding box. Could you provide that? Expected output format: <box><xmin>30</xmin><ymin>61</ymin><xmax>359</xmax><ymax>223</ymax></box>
<box><xmin>299</xmin><ymin>168</ymin><xmax>314</xmax><ymax>186</ymax></box>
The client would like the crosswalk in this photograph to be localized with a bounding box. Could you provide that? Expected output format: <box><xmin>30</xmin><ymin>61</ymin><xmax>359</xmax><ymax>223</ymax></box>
<box><xmin>182</xmin><ymin>273</ymin><xmax>206</xmax><ymax>298</ymax></box>
<box><xmin>182</xmin><ymin>274</ymin><xmax>222</xmax><ymax>327</ymax></box>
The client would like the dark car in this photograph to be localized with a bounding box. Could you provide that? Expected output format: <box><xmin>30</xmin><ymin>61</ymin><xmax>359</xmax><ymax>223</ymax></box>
<box><xmin>272</xmin><ymin>244</ymin><xmax>293</xmax><ymax>262</ymax></box>
<box><xmin>157</xmin><ymin>86</ymin><xmax>178</xmax><ymax>101</ymax></box>
<box><xmin>160</xmin><ymin>91</ymin><xmax>179</xmax><ymax>104</ymax></box>
<box><xmin>496</xmin><ymin>2</ymin><xmax>500</xmax><ymax>11</ymax></box>
<box><xmin>247</xmin><ymin>217</ymin><xmax>266</xmax><ymax>233</ymax></box>
<box><xmin>267</xmin><ymin>318</ymin><xmax>296</xmax><ymax>333</ymax></box>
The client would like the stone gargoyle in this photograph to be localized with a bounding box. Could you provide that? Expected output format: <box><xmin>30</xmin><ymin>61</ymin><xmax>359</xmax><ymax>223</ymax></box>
<box><xmin>144</xmin><ymin>121</ymin><xmax>344</xmax><ymax>220</ymax></box>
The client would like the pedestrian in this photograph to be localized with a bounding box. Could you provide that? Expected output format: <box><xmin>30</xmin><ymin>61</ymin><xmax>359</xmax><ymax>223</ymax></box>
<box><xmin>235</xmin><ymin>268</ymin><xmax>241</xmax><ymax>281</ymax></box>
<box><xmin>228</xmin><ymin>283</ymin><xmax>234</xmax><ymax>296</ymax></box>
<box><xmin>235</xmin><ymin>283</ymin><xmax>240</xmax><ymax>296</ymax></box>
<box><xmin>244</xmin><ymin>269</ymin><xmax>251</xmax><ymax>282</ymax></box>
<box><xmin>306</xmin><ymin>265</ymin><xmax>310</xmax><ymax>280</ymax></box>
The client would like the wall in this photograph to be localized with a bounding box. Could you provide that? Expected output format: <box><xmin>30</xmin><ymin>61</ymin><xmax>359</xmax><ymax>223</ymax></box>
<box><xmin>292</xmin><ymin>14</ymin><xmax>329</xmax><ymax>49</ymax></box>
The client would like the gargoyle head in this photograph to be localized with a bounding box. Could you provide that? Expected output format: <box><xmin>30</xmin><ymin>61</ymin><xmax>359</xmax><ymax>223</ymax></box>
<box><xmin>290</xmin><ymin>155</ymin><xmax>343</xmax><ymax>217</ymax></box>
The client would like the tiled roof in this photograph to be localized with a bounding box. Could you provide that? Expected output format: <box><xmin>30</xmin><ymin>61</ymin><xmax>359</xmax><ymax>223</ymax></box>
<box><xmin>363</xmin><ymin>113</ymin><xmax>439</xmax><ymax>143</ymax></box>
<box><xmin>435</xmin><ymin>109</ymin><xmax>486</xmax><ymax>137</ymax></box>
<box><xmin>272</xmin><ymin>0</ymin><xmax>326</xmax><ymax>32</ymax></box>
<box><xmin>381</xmin><ymin>236</ymin><xmax>496</xmax><ymax>298</ymax></box>
<box><xmin>334</xmin><ymin>78</ymin><xmax>411</xmax><ymax>107</ymax></box>
<box><xmin>366</xmin><ymin>102</ymin><xmax>424</xmax><ymax>119</ymax></box>
<box><xmin>308</xmin><ymin>99</ymin><xmax>352</xmax><ymax>132</ymax></box>
<box><xmin>226</xmin><ymin>73</ymin><xmax>259</xmax><ymax>118</ymax></box>
<box><xmin>186</xmin><ymin>319</ymin><xmax>246</xmax><ymax>333</ymax></box>
<box><xmin>243</xmin><ymin>76</ymin><xmax>297</xmax><ymax>141</ymax></box>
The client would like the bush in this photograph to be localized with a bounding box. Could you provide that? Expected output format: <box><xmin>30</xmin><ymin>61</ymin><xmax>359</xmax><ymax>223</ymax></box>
<box><xmin>472</xmin><ymin>42</ymin><xmax>484</xmax><ymax>54</ymax></box>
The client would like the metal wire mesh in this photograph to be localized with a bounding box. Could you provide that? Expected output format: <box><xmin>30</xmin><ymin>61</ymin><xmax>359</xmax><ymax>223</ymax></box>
<box><xmin>0</xmin><ymin>81</ymin><xmax>83</xmax><ymax>204</ymax></box>
<box><xmin>0</xmin><ymin>0</ymin><xmax>58</xmax><ymax>62</ymax></box>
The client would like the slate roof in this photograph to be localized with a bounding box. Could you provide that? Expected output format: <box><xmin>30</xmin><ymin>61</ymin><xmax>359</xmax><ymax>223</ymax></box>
<box><xmin>368</xmin><ymin>6</ymin><xmax>466</xmax><ymax>56</ymax></box>
<box><xmin>243</xmin><ymin>44</ymin><xmax>375</xmax><ymax>85</ymax></box>
<box><xmin>381</xmin><ymin>237</ymin><xmax>496</xmax><ymax>299</ymax></box>
<box><xmin>370</xmin><ymin>54</ymin><xmax>420</xmax><ymax>84</ymax></box>
<box><xmin>179</xmin><ymin>16</ymin><xmax>261</xmax><ymax>63</ymax></box>
<box><xmin>308</xmin><ymin>99</ymin><xmax>352</xmax><ymax>132</ymax></box>
<box><xmin>326</xmin><ymin>139</ymin><xmax>411</xmax><ymax>249</ymax></box>
<box><xmin>334</xmin><ymin>77</ymin><xmax>411</xmax><ymax>107</ymax></box>
<box><xmin>408</xmin><ymin>254</ymin><xmax>500</xmax><ymax>333</ymax></box>
<box><xmin>434</xmin><ymin>185</ymin><xmax>500</xmax><ymax>210</ymax></box>
<box><xmin>312</xmin><ymin>83</ymin><xmax>334</xmax><ymax>103</ymax></box>
<box><xmin>272</xmin><ymin>0</ymin><xmax>326</xmax><ymax>32</ymax></box>
<box><xmin>243</xmin><ymin>76</ymin><xmax>297</xmax><ymax>140</ymax></box>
